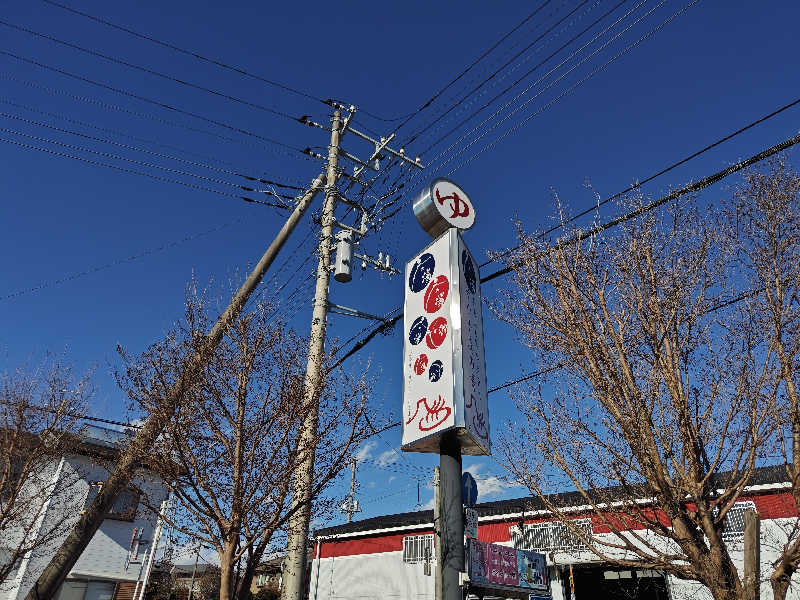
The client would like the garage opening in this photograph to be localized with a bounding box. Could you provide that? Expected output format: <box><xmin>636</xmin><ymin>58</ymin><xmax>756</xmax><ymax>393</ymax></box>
<box><xmin>567</xmin><ymin>565</ymin><xmax>668</xmax><ymax>600</ymax></box>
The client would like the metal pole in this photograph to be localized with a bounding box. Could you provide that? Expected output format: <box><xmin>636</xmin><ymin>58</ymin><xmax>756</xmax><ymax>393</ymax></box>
<box><xmin>282</xmin><ymin>110</ymin><xmax>342</xmax><ymax>600</ymax></box>
<box><xmin>187</xmin><ymin>545</ymin><xmax>200</xmax><ymax>600</ymax></box>
<box><xmin>347</xmin><ymin>459</ymin><xmax>357</xmax><ymax>523</ymax></box>
<box><xmin>434</xmin><ymin>466</ymin><xmax>442</xmax><ymax>600</ymax></box>
<box><xmin>440</xmin><ymin>432</ymin><xmax>463</xmax><ymax>600</ymax></box>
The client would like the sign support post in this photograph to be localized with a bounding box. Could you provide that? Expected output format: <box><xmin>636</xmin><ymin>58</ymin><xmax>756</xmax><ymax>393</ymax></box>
<box><xmin>440</xmin><ymin>432</ymin><xmax>464</xmax><ymax>600</ymax></box>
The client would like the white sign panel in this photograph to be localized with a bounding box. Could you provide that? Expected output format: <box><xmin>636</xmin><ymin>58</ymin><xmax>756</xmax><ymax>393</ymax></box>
<box><xmin>464</xmin><ymin>507</ymin><xmax>479</xmax><ymax>539</ymax></box>
<box><xmin>402</xmin><ymin>228</ymin><xmax>490</xmax><ymax>455</ymax></box>
<box><xmin>458</xmin><ymin>236</ymin><xmax>490</xmax><ymax>449</ymax></box>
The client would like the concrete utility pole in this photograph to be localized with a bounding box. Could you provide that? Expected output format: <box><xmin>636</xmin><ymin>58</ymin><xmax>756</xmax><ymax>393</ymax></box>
<box><xmin>281</xmin><ymin>110</ymin><xmax>342</xmax><ymax>600</ymax></box>
<box><xmin>341</xmin><ymin>459</ymin><xmax>361</xmax><ymax>523</ymax></box>
<box><xmin>743</xmin><ymin>509</ymin><xmax>761</xmax><ymax>600</ymax></box>
<box><xmin>23</xmin><ymin>172</ymin><xmax>326</xmax><ymax>600</ymax></box>
<box><xmin>187</xmin><ymin>544</ymin><xmax>200</xmax><ymax>600</ymax></box>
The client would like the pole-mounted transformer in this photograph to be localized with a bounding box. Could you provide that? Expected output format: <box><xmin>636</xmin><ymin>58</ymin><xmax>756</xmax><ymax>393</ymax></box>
<box><xmin>334</xmin><ymin>230</ymin><xmax>353</xmax><ymax>283</ymax></box>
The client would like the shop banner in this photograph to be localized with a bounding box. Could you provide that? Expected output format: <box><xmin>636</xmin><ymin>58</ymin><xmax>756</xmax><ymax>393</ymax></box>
<box><xmin>466</xmin><ymin>540</ymin><xmax>549</xmax><ymax>593</ymax></box>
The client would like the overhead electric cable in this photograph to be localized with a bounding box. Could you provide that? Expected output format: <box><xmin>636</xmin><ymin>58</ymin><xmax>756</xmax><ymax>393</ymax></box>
<box><xmin>0</xmin><ymin>96</ymin><xmax>292</xmax><ymax>180</ymax></box>
<box><xmin>480</xmin><ymin>92</ymin><xmax>800</xmax><ymax>267</ymax></box>
<box><xmin>480</xmin><ymin>129</ymin><xmax>800</xmax><ymax>283</ymax></box>
<box><xmin>0</xmin><ymin>50</ymin><xmax>306</xmax><ymax>155</ymax></box>
<box><xmin>1</xmin><ymin>218</ymin><xmax>246</xmax><ymax>301</ymax></box>
<box><xmin>419</xmin><ymin>0</ymin><xmax>634</xmax><ymax>155</ymax></box>
<box><xmin>386</xmin><ymin>0</ymin><xmax>687</xmax><ymax>204</ymax></box>
<box><xmin>41</xmin><ymin>0</ymin><xmax>323</xmax><ymax>104</ymax></box>
<box><xmin>0</xmin><ymin>125</ymin><xmax>296</xmax><ymax>201</ymax></box>
<box><xmin>404</xmin><ymin>0</ymin><xmax>592</xmax><ymax>146</ymax></box>
<box><xmin>439</xmin><ymin>0</ymin><xmax>698</xmax><ymax>178</ymax></box>
<box><xmin>0</xmin><ymin>110</ymin><xmax>302</xmax><ymax>190</ymax></box>
<box><xmin>0</xmin><ymin>73</ymin><xmax>313</xmax><ymax>161</ymax></box>
<box><xmin>389</xmin><ymin>0</ymin><xmax>556</xmax><ymax>134</ymax></box>
<box><xmin>0</xmin><ymin>135</ymin><xmax>289</xmax><ymax>208</ymax></box>
<box><xmin>0</xmin><ymin>19</ymin><xmax>302</xmax><ymax>122</ymax></box>
<box><xmin>38</xmin><ymin>0</ymin><xmax>402</xmax><ymax>134</ymax></box>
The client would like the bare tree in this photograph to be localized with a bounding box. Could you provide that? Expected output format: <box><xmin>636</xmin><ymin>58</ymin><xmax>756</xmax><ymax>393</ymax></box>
<box><xmin>0</xmin><ymin>360</ymin><xmax>90</xmax><ymax>591</ymax></box>
<box><xmin>727</xmin><ymin>159</ymin><xmax>800</xmax><ymax>599</ymax></box>
<box><xmin>491</xmin><ymin>185</ymin><xmax>781</xmax><ymax>600</ymax></box>
<box><xmin>118</xmin><ymin>289</ymin><xmax>377</xmax><ymax>600</ymax></box>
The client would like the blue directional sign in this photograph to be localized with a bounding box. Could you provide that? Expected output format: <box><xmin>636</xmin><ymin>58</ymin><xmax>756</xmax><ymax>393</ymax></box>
<box><xmin>462</xmin><ymin>472</ymin><xmax>478</xmax><ymax>507</ymax></box>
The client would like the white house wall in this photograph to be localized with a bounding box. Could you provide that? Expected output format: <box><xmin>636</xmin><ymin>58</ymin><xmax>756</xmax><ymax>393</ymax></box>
<box><xmin>2</xmin><ymin>453</ymin><xmax>168</xmax><ymax>600</ymax></box>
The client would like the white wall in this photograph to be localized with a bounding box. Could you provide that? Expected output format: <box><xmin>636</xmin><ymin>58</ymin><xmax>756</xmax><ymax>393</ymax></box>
<box><xmin>1</xmin><ymin>453</ymin><xmax>168</xmax><ymax>600</ymax></box>
<box><xmin>310</xmin><ymin>550</ymin><xmax>435</xmax><ymax>600</ymax></box>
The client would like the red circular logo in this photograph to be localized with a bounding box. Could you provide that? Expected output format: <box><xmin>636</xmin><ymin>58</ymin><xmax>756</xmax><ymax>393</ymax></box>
<box><xmin>413</xmin><ymin>354</ymin><xmax>428</xmax><ymax>375</ymax></box>
<box><xmin>426</xmin><ymin>317</ymin><xmax>448</xmax><ymax>349</ymax></box>
<box><xmin>423</xmin><ymin>275</ymin><xmax>449</xmax><ymax>314</ymax></box>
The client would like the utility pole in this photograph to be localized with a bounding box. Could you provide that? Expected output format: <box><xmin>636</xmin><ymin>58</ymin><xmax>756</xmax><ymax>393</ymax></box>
<box><xmin>187</xmin><ymin>544</ymin><xmax>200</xmax><ymax>600</ymax></box>
<box><xmin>281</xmin><ymin>110</ymin><xmax>343</xmax><ymax>600</ymax></box>
<box><xmin>282</xmin><ymin>104</ymin><xmax>423</xmax><ymax>600</ymax></box>
<box><xmin>341</xmin><ymin>459</ymin><xmax>361</xmax><ymax>523</ymax></box>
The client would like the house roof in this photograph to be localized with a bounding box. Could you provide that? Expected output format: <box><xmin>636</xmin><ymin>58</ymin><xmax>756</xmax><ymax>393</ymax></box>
<box><xmin>315</xmin><ymin>463</ymin><xmax>791</xmax><ymax>538</ymax></box>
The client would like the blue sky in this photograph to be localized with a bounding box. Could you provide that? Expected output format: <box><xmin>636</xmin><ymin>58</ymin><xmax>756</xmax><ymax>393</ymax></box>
<box><xmin>2</xmin><ymin>0</ymin><xmax>800</xmax><ymax>528</ymax></box>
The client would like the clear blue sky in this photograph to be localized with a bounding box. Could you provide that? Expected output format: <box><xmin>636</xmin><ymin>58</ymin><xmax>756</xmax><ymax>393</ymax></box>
<box><xmin>2</xmin><ymin>0</ymin><xmax>799</xmax><ymax>527</ymax></box>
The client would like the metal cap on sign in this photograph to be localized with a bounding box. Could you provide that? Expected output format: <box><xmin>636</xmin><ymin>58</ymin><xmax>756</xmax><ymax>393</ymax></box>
<box><xmin>413</xmin><ymin>178</ymin><xmax>475</xmax><ymax>238</ymax></box>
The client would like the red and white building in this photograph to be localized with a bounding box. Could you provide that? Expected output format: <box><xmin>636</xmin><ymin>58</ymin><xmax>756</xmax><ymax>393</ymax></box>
<box><xmin>309</xmin><ymin>465</ymin><xmax>800</xmax><ymax>600</ymax></box>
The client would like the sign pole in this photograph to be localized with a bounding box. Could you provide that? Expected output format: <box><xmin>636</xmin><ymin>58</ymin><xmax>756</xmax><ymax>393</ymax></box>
<box><xmin>403</xmin><ymin>178</ymin><xmax>488</xmax><ymax>600</ymax></box>
<box><xmin>434</xmin><ymin>466</ymin><xmax>442</xmax><ymax>600</ymax></box>
<box><xmin>440</xmin><ymin>432</ymin><xmax>464</xmax><ymax>600</ymax></box>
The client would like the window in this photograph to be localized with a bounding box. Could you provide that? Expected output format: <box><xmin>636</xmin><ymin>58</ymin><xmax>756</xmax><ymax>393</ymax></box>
<box><xmin>403</xmin><ymin>534</ymin><xmax>435</xmax><ymax>564</ymax></box>
<box><xmin>721</xmin><ymin>501</ymin><xmax>757</xmax><ymax>543</ymax></box>
<box><xmin>256</xmin><ymin>574</ymin><xmax>268</xmax><ymax>587</ymax></box>
<box><xmin>512</xmin><ymin>519</ymin><xmax>591</xmax><ymax>553</ymax></box>
<box><xmin>84</xmin><ymin>482</ymin><xmax>140</xmax><ymax>521</ymax></box>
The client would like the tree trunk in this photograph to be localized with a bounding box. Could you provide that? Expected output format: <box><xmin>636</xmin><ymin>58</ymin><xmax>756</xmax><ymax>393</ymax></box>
<box><xmin>770</xmin><ymin>543</ymin><xmax>800</xmax><ymax>600</ymax></box>
<box><xmin>219</xmin><ymin>544</ymin><xmax>236</xmax><ymax>600</ymax></box>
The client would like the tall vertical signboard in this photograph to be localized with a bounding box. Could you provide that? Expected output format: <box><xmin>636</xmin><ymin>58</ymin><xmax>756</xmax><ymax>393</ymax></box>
<box><xmin>402</xmin><ymin>178</ymin><xmax>490</xmax><ymax>455</ymax></box>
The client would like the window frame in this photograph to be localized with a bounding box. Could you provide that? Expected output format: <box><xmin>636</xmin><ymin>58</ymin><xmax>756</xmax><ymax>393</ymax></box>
<box><xmin>402</xmin><ymin>534</ymin><xmax>435</xmax><ymax>564</ymax></box>
<box><xmin>512</xmin><ymin>519</ymin><xmax>592</xmax><ymax>553</ymax></box>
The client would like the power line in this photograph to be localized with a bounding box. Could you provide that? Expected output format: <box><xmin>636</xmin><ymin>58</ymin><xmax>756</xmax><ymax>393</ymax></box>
<box><xmin>418</xmin><ymin>0</ymin><xmax>633</xmax><ymax>156</ymax></box>
<box><xmin>0</xmin><ymin>18</ymin><xmax>303</xmax><ymax>123</ymax></box>
<box><xmin>2</xmin><ymin>397</ymin><xmax>143</xmax><ymax>429</ymax></box>
<box><xmin>0</xmin><ymin>218</ymin><xmax>246</xmax><ymax>302</ymax></box>
<box><xmin>41</xmin><ymin>0</ymin><xmax>324</xmax><ymax>104</ymax></box>
<box><xmin>439</xmin><ymin>0</ymin><xmax>698</xmax><ymax>178</ymax></box>
<box><xmin>0</xmin><ymin>73</ymin><xmax>314</xmax><ymax>162</ymax></box>
<box><xmin>0</xmin><ymin>111</ymin><xmax>301</xmax><ymax>195</ymax></box>
<box><xmin>403</xmin><ymin>0</ymin><xmax>592</xmax><ymax>146</ymax></box>
<box><xmin>0</xmin><ymin>49</ymin><xmax>306</xmax><ymax>155</ymax></box>
<box><xmin>0</xmin><ymin>135</ymin><xmax>288</xmax><ymax>208</ymax></box>
<box><xmin>384</xmin><ymin>0</ymin><xmax>686</xmax><ymax>206</ymax></box>
<box><xmin>388</xmin><ymin>0</ymin><xmax>556</xmax><ymax>135</ymax></box>
<box><xmin>479</xmin><ymin>92</ymin><xmax>800</xmax><ymax>268</ymax></box>
<box><xmin>482</xmin><ymin>129</ymin><xmax>800</xmax><ymax>283</ymax></box>
<box><xmin>0</xmin><ymin>124</ymin><xmax>296</xmax><ymax>202</ymax></box>
<box><xmin>0</xmin><ymin>97</ymin><xmax>300</xmax><ymax>184</ymax></box>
